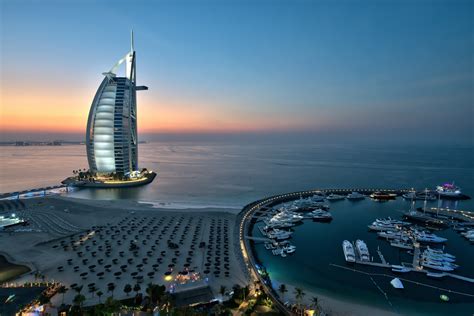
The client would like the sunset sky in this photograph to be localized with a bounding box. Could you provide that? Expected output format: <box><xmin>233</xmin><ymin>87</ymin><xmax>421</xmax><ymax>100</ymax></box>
<box><xmin>1</xmin><ymin>0</ymin><xmax>473</xmax><ymax>143</ymax></box>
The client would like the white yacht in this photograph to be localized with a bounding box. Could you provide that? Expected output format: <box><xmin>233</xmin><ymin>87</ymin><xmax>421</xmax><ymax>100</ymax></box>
<box><xmin>311</xmin><ymin>209</ymin><xmax>333</xmax><ymax>221</ymax></box>
<box><xmin>342</xmin><ymin>240</ymin><xmax>355</xmax><ymax>263</ymax></box>
<box><xmin>391</xmin><ymin>265</ymin><xmax>411</xmax><ymax>273</ymax></box>
<box><xmin>347</xmin><ymin>192</ymin><xmax>365</xmax><ymax>200</ymax></box>
<box><xmin>414</xmin><ymin>231</ymin><xmax>447</xmax><ymax>243</ymax></box>
<box><xmin>355</xmin><ymin>240</ymin><xmax>370</xmax><ymax>261</ymax></box>
<box><xmin>390</xmin><ymin>278</ymin><xmax>404</xmax><ymax>289</ymax></box>
<box><xmin>283</xmin><ymin>245</ymin><xmax>296</xmax><ymax>254</ymax></box>
<box><xmin>426</xmin><ymin>247</ymin><xmax>455</xmax><ymax>259</ymax></box>
<box><xmin>422</xmin><ymin>253</ymin><xmax>456</xmax><ymax>263</ymax></box>
<box><xmin>375</xmin><ymin>218</ymin><xmax>409</xmax><ymax>226</ymax></box>
<box><xmin>326</xmin><ymin>193</ymin><xmax>345</xmax><ymax>201</ymax></box>
<box><xmin>436</xmin><ymin>183</ymin><xmax>462</xmax><ymax>197</ymax></box>
<box><xmin>369</xmin><ymin>221</ymin><xmax>404</xmax><ymax>231</ymax></box>
<box><xmin>421</xmin><ymin>260</ymin><xmax>456</xmax><ymax>271</ymax></box>
<box><xmin>267</xmin><ymin>229</ymin><xmax>292</xmax><ymax>240</ymax></box>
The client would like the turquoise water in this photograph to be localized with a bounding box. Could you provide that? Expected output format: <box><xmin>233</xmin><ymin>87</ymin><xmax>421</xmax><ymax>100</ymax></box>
<box><xmin>251</xmin><ymin>198</ymin><xmax>474</xmax><ymax>315</ymax></box>
<box><xmin>1</xmin><ymin>142</ymin><xmax>473</xmax><ymax>314</ymax></box>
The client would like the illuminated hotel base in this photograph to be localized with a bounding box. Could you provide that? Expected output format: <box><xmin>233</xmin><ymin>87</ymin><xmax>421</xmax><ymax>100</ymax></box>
<box><xmin>63</xmin><ymin>171</ymin><xmax>156</xmax><ymax>188</ymax></box>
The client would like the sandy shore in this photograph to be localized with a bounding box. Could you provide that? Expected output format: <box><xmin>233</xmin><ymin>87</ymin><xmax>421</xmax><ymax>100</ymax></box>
<box><xmin>0</xmin><ymin>196</ymin><xmax>248</xmax><ymax>306</ymax></box>
<box><xmin>273</xmin><ymin>281</ymin><xmax>398</xmax><ymax>316</ymax></box>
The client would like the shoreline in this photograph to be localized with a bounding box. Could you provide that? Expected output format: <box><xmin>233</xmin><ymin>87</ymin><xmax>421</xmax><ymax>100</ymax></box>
<box><xmin>274</xmin><ymin>281</ymin><xmax>398</xmax><ymax>316</ymax></box>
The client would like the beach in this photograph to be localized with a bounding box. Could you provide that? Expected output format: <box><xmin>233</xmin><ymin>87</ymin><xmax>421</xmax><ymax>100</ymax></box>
<box><xmin>279</xmin><ymin>282</ymin><xmax>398</xmax><ymax>316</ymax></box>
<box><xmin>0</xmin><ymin>196</ymin><xmax>248</xmax><ymax>306</ymax></box>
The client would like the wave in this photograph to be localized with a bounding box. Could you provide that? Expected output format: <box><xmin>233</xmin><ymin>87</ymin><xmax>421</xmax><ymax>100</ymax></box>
<box><xmin>138</xmin><ymin>200</ymin><xmax>242</xmax><ymax>210</ymax></box>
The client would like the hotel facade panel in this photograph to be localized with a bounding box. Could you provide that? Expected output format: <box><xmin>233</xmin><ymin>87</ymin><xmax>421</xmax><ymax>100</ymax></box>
<box><xmin>86</xmin><ymin>35</ymin><xmax>144</xmax><ymax>176</ymax></box>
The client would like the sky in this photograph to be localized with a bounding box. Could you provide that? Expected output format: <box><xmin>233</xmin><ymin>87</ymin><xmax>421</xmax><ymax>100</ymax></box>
<box><xmin>0</xmin><ymin>0</ymin><xmax>473</xmax><ymax>144</ymax></box>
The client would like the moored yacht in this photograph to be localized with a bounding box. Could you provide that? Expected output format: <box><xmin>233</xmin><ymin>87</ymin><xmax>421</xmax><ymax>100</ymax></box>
<box><xmin>370</xmin><ymin>192</ymin><xmax>397</xmax><ymax>201</ymax></box>
<box><xmin>342</xmin><ymin>240</ymin><xmax>356</xmax><ymax>263</ymax></box>
<box><xmin>355</xmin><ymin>239</ymin><xmax>370</xmax><ymax>261</ymax></box>
<box><xmin>421</xmin><ymin>260</ymin><xmax>457</xmax><ymax>271</ymax></box>
<box><xmin>326</xmin><ymin>193</ymin><xmax>345</xmax><ymax>201</ymax></box>
<box><xmin>347</xmin><ymin>192</ymin><xmax>365</xmax><ymax>200</ymax></box>
<box><xmin>436</xmin><ymin>183</ymin><xmax>462</xmax><ymax>198</ymax></box>
<box><xmin>311</xmin><ymin>209</ymin><xmax>333</xmax><ymax>222</ymax></box>
<box><xmin>414</xmin><ymin>231</ymin><xmax>447</xmax><ymax>243</ymax></box>
<box><xmin>391</xmin><ymin>265</ymin><xmax>411</xmax><ymax>273</ymax></box>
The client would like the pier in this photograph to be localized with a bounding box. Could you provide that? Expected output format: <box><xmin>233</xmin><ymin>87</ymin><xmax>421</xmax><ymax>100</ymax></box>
<box><xmin>237</xmin><ymin>188</ymin><xmax>474</xmax><ymax>316</ymax></box>
<box><xmin>330</xmin><ymin>263</ymin><xmax>474</xmax><ymax>296</ymax></box>
<box><xmin>377</xmin><ymin>246</ymin><xmax>387</xmax><ymax>265</ymax></box>
<box><xmin>0</xmin><ymin>185</ymin><xmax>69</xmax><ymax>200</ymax></box>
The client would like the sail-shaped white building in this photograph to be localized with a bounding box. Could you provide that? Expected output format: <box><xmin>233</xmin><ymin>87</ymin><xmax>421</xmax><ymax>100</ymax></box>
<box><xmin>86</xmin><ymin>31</ymin><xmax>148</xmax><ymax>177</ymax></box>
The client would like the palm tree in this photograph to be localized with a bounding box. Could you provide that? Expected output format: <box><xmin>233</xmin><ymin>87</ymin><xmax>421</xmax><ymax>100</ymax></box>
<box><xmin>133</xmin><ymin>283</ymin><xmax>141</xmax><ymax>296</ymax></box>
<box><xmin>75</xmin><ymin>285</ymin><xmax>83</xmax><ymax>294</ymax></box>
<box><xmin>294</xmin><ymin>287</ymin><xmax>306</xmax><ymax>315</ymax></box>
<box><xmin>278</xmin><ymin>284</ymin><xmax>288</xmax><ymax>301</ymax></box>
<box><xmin>107</xmin><ymin>283</ymin><xmax>116</xmax><ymax>298</ymax></box>
<box><xmin>311</xmin><ymin>296</ymin><xmax>320</xmax><ymax>313</ymax></box>
<box><xmin>124</xmin><ymin>284</ymin><xmax>132</xmax><ymax>296</ymax></box>
<box><xmin>57</xmin><ymin>285</ymin><xmax>68</xmax><ymax>305</ymax></box>
<box><xmin>89</xmin><ymin>286</ymin><xmax>97</xmax><ymax>299</ymax></box>
<box><xmin>219</xmin><ymin>285</ymin><xmax>226</xmax><ymax>298</ymax></box>
<box><xmin>97</xmin><ymin>291</ymin><xmax>103</xmax><ymax>304</ymax></box>
<box><xmin>73</xmin><ymin>294</ymin><xmax>86</xmax><ymax>309</ymax></box>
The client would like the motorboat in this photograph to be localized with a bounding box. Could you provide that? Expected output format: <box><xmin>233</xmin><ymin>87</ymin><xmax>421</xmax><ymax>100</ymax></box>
<box><xmin>347</xmin><ymin>192</ymin><xmax>365</xmax><ymax>200</ymax></box>
<box><xmin>283</xmin><ymin>245</ymin><xmax>296</xmax><ymax>254</ymax></box>
<box><xmin>427</xmin><ymin>272</ymin><xmax>446</xmax><ymax>278</ymax></box>
<box><xmin>370</xmin><ymin>192</ymin><xmax>397</xmax><ymax>201</ymax></box>
<box><xmin>375</xmin><ymin>218</ymin><xmax>409</xmax><ymax>226</ymax></box>
<box><xmin>422</xmin><ymin>254</ymin><xmax>456</xmax><ymax>263</ymax></box>
<box><xmin>426</xmin><ymin>247</ymin><xmax>455</xmax><ymax>259</ymax></box>
<box><xmin>390</xmin><ymin>240</ymin><xmax>413</xmax><ymax>250</ymax></box>
<box><xmin>326</xmin><ymin>193</ymin><xmax>345</xmax><ymax>201</ymax></box>
<box><xmin>422</xmin><ymin>250</ymin><xmax>456</xmax><ymax>263</ymax></box>
<box><xmin>390</xmin><ymin>278</ymin><xmax>404</xmax><ymax>289</ymax></box>
<box><xmin>355</xmin><ymin>239</ymin><xmax>370</xmax><ymax>261</ymax></box>
<box><xmin>342</xmin><ymin>240</ymin><xmax>355</xmax><ymax>263</ymax></box>
<box><xmin>311</xmin><ymin>209</ymin><xmax>333</xmax><ymax>222</ymax></box>
<box><xmin>436</xmin><ymin>183</ymin><xmax>462</xmax><ymax>198</ymax></box>
<box><xmin>369</xmin><ymin>222</ymin><xmax>404</xmax><ymax>231</ymax></box>
<box><xmin>421</xmin><ymin>260</ymin><xmax>456</xmax><ymax>271</ymax></box>
<box><xmin>414</xmin><ymin>231</ymin><xmax>447</xmax><ymax>243</ymax></box>
<box><xmin>461</xmin><ymin>230</ymin><xmax>474</xmax><ymax>239</ymax></box>
<box><xmin>267</xmin><ymin>229</ymin><xmax>293</xmax><ymax>240</ymax></box>
<box><xmin>391</xmin><ymin>265</ymin><xmax>411</xmax><ymax>273</ymax></box>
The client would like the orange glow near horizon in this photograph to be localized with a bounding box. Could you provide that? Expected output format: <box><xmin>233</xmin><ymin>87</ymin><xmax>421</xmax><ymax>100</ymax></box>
<box><xmin>1</xmin><ymin>83</ymin><xmax>319</xmax><ymax>135</ymax></box>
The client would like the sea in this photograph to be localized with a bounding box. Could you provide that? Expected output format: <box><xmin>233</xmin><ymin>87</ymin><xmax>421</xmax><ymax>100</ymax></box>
<box><xmin>1</xmin><ymin>142</ymin><xmax>473</xmax><ymax>315</ymax></box>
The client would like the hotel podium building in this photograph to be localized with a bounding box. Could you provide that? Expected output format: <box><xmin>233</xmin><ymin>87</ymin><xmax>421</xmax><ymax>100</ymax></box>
<box><xmin>86</xmin><ymin>32</ymin><xmax>147</xmax><ymax>177</ymax></box>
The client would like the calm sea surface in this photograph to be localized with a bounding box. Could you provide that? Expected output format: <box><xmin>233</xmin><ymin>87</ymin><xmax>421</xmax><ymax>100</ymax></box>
<box><xmin>1</xmin><ymin>142</ymin><xmax>473</xmax><ymax>314</ymax></box>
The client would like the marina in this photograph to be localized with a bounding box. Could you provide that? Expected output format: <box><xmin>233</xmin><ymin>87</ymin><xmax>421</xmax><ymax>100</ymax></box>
<box><xmin>241</xmin><ymin>186</ymin><xmax>474</xmax><ymax>316</ymax></box>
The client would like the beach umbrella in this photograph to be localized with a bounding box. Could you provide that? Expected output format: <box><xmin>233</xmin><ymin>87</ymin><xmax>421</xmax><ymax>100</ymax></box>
<box><xmin>203</xmin><ymin>270</ymin><xmax>210</xmax><ymax>274</ymax></box>
<box><xmin>80</xmin><ymin>272</ymin><xmax>88</xmax><ymax>277</ymax></box>
<box><xmin>164</xmin><ymin>271</ymin><xmax>172</xmax><ymax>276</ymax></box>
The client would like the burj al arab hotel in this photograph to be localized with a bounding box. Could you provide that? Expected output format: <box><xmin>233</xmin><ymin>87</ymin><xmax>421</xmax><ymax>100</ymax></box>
<box><xmin>86</xmin><ymin>31</ymin><xmax>148</xmax><ymax>176</ymax></box>
<box><xmin>65</xmin><ymin>32</ymin><xmax>155</xmax><ymax>187</ymax></box>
